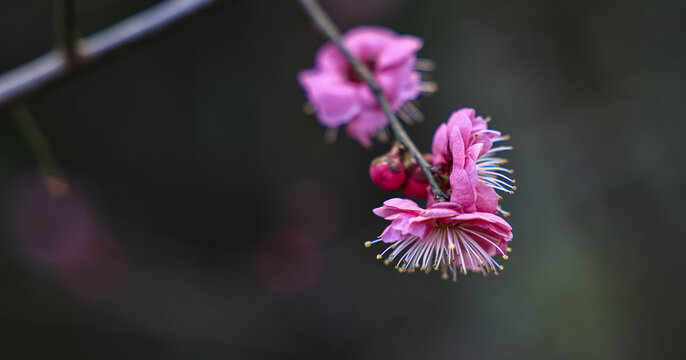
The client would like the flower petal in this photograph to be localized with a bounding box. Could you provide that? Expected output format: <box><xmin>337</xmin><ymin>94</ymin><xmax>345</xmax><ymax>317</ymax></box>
<box><xmin>431</xmin><ymin>123</ymin><xmax>449</xmax><ymax>165</ymax></box>
<box><xmin>475</xmin><ymin>181</ymin><xmax>499</xmax><ymax>213</ymax></box>
<box><xmin>377</xmin><ymin>35</ymin><xmax>423</xmax><ymax>69</ymax></box>
<box><xmin>298</xmin><ymin>70</ymin><xmax>362</xmax><ymax>127</ymax></box>
<box><xmin>447</xmin><ymin>108</ymin><xmax>474</xmax><ymax>151</ymax></box>
<box><xmin>379</xmin><ymin>226</ymin><xmax>405</xmax><ymax>243</ymax></box>
<box><xmin>345</xmin><ymin>109</ymin><xmax>387</xmax><ymax>147</ymax></box>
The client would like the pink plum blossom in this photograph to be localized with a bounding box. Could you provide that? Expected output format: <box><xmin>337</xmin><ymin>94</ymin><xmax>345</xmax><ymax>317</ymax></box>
<box><xmin>429</xmin><ymin>108</ymin><xmax>515</xmax><ymax>215</ymax></box>
<box><xmin>299</xmin><ymin>26</ymin><xmax>424</xmax><ymax>147</ymax></box>
<box><xmin>366</xmin><ymin>198</ymin><xmax>512</xmax><ymax>280</ymax></box>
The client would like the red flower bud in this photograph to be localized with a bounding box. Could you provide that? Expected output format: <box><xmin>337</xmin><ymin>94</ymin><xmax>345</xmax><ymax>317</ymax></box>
<box><xmin>369</xmin><ymin>153</ymin><xmax>406</xmax><ymax>191</ymax></box>
<box><xmin>401</xmin><ymin>153</ymin><xmax>433</xmax><ymax>198</ymax></box>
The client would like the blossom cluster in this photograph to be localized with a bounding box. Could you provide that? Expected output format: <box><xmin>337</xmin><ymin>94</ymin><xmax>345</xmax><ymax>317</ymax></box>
<box><xmin>299</xmin><ymin>26</ymin><xmax>515</xmax><ymax>281</ymax></box>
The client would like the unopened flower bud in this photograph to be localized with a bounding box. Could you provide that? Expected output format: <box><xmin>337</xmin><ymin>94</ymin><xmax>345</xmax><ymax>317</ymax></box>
<box><xmin>402</xmin><ymin>154</ymin><xmax>432</xmax><ymax>198</ymax></box>
<box><xmin>369</xmin><ymin>152</ymin><xmax>406</xmax><ymax>191</ymax></box>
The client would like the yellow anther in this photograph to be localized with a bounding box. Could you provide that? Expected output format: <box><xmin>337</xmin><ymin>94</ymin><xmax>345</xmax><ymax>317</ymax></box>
<box><xmin>442</xmin><ymin>273</ymin><xmax>449</xmax><ymax>280</ymax></box>
<box><xmin>502</xmin><ymin>255</ymin><xmax>509</xmax><ymax>260</ymax></box>
<box><xmin>376</xmin><ymin>254</ymin><xmax>382</xmax><ymax>260</ymax></box>
<box><xmin>364</xmin><ymin>241</ymin><xmax>372</xmax><ymax>248</ymax></box>
<box><xmin>499</xmin><ymin>265</ymin><xmax>504</xmax><ymax>270</ymax></box>
<box><xmin>507</xmin><ymin>247</ymin><xmax>512</xmax><ymax>253</ymax></box>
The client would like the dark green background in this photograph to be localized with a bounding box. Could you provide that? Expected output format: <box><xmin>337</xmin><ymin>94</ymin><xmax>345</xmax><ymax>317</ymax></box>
<box><xmin>1</xmin><ymin>0</ymin><xmax>684</xmax><ymax>358</ymax></box>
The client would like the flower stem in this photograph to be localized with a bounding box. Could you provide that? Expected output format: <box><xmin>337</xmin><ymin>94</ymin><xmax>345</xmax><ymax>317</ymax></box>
<box><xmin>11</xmin><ymin>104</ymin><xmax>70</xmax><ymax>197</ymax></box>
<box><xmin>297</xmin><ymin>0</ymin><xmax>449</xmax><ymax>202</ymax></box>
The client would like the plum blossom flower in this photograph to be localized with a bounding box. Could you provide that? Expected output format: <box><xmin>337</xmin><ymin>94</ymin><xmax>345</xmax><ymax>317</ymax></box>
<box><xmin>366</xmin><ymin>198</ymin><xmax>512</xmax><ymax>280</ymax></box>
<box><xmin>299</xmin><ymin>26</ymin><xmax>429</xmax><ymax>147</ymax></box>
<box><xmin>430</xmin><ymin>108</ymin><xmax>515</xmax><ymax>216</ymax></box>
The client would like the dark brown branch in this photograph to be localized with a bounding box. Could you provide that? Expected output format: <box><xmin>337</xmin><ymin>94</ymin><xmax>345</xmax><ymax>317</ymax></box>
<box><xmin>0</xmin><ymin>0</ymin><xmax>219</xmax><ymax>110</ymax></box>
<box><xmin>55</xmin><ymin>0</ymin><xmax>80</xmax><ymax>57</ymax></box>
<box><xmin>297</xmin><ymin>0</ymin><xmax>449</xmax><ymax>202</ymax></box>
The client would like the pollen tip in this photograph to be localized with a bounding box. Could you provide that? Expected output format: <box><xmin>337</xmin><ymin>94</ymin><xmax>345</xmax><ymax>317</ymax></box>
<box><xmin>498</xmin><ymin>196</ymin><xmax>503</xmax><ymax>201</ymax></box>
<box><xmin>376</xmin><ymin>254</ymin><xmax>382</xmax><ymax>260</ymax></box>
<box><xmin>364</xmin><ymin>241</ymin><xmax>372</xmax><ymax>248</ymax></box>
<box><xmin>441</xmin><ymin>273</ymin><xmax>449</xmax><ymax>280</ymax></box>
<box><xmin>507</xmin><ymin>247</ymin><xmax>512</xmax><ymax>253</ymax></box>
<box><xmin>503</xmin><ymin>255</ymin><xmax>509</xmax><ymax>260</ymax></box>
<box><xmin>384</xmin><ymin>259</ymin><xmax>391</xmax><ymax>266</ymax></box>
<box><xmin>499</xmin><ymin>265</ymin><xmax>504</xmax><ymax>270</ymax></box>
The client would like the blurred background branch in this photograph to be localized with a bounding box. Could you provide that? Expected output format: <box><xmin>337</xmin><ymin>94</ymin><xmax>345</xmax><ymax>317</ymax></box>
<box><xmin>0</xmin><ymin>0</ymin><xmax>220</xmax><ymax>111</ymax></box>
<box><xmin>10</xmin><ymin>104</ymin><xmax>69</xmax><ymax>197</ymax></box>
<box><xmin>54</xmin><ymin>0</ymin><xmax>80</xmax><ymax>58</ymax></box>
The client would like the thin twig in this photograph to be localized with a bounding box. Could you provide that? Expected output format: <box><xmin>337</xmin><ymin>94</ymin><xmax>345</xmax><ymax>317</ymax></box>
<box><xmin>11</xmin><ymin>104</ymin><xmax>70</xmax><ymax>197</ymax></box>
<box><xmin>0</xmin><ymin>0</ymin><xmax>220</xmax><ymax>110</ymax></box>
<box><xmin>297</xmin><ymin>0</ymin><xmax>449</xmax><ymax>202</ymax></box>
<box><xmin>55</xmin><ymin>0</ymin><xmax>80</xmax><ymax>58</ymax></box>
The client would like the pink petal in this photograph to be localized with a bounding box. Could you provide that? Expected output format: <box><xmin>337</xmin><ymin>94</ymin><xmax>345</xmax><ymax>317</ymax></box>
<box><xmin>343</xmin><ymin>26</ymin><xmax>396</xmax><ymax>62</ymax></box>
<box><xmin>376</xmin><ymin>64</ymin><xmax>421</xmax><ymax>109</ymax></box>
<box><xmin>447</xmin><ymin>108</ymin><xmax>474</xmax><ymax>151</ymax></box>
<box><xmin>419</xmin><ymin>207</ymin><xmax>459</xmax><ymax>219</ymax></box>
<box><xmin>377</xmin><ymin>35</ymin><xmax>423</xmax><ymax>69</ymax></box>
<box><xmin>381</xmin><ymin>198</ymin><xmax>423</xmax><ymax>213</ymax></box>
<box><xmin>472</xmin><ymin>129</ymin><xmax>500</xmax><ymax>157</ymax></box>
<box><xmin>314</xmin><ymin>43</ymin><xmax>347</xmax><ymax>71</ymax></box>
<box><xmin>431</xmin><ymin>123</ymin><xmax>448</xmax><ymax>165</ymax></box>
<box><xmin>379</xmin><ymin>226</ymin><xmax>405</xmax><ymax>243</ymax></box>
<box><xmin>449</xmin><ymin>125</ymin><xmax>466</xmax><ymax>170</ymax></box>
<box><xmin>345</xmin><ymin>109</ymin><xmax>387</xmax><ymax>147</ymax></box>
<box><xmin>466</xmin><ymin>142</ymin><xmax>483</xmax><ymax>162</ymax></box>
<box><xmin>471</xmin><ymin>115</ymin><xmax>489</xmax><ymax>132</ymax></box>
<box><xmin>298</xmin><ymin>70</ymin><xmax>362</xmax><ymax>127</ymax></box>
<box><xmin>475</xmin><ymin>181</ymin><xmax>499</xmax><ymax>213</ymax></box>
<box><xmin>448</xmin><ymin>168</ymin><xmax>475</xmax><ymax>209</ymax></box>
<box><xmin>454</xmin><ymin>212</ymin><xmax>513</xmax><ymax>240</ymax></box>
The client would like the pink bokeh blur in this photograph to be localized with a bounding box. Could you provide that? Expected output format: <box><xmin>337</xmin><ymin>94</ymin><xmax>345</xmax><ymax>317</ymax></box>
<box><xmin>3</xmin><ymin>172</ymin><xmax>127</xmax><ymax>304</ymax></box>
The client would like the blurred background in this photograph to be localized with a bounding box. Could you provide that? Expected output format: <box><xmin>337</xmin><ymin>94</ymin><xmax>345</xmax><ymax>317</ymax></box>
<box><xmin>0</xmin><ymin>0</ymin><xmax>685</xmax><ymax>358</ymax></box>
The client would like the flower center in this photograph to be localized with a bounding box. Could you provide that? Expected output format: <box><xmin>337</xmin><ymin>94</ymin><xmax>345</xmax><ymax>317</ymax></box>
<box><xmin>347</xmin><ymin>59</ymin><xmax>376</xmax><ymax>83</ymax></box>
